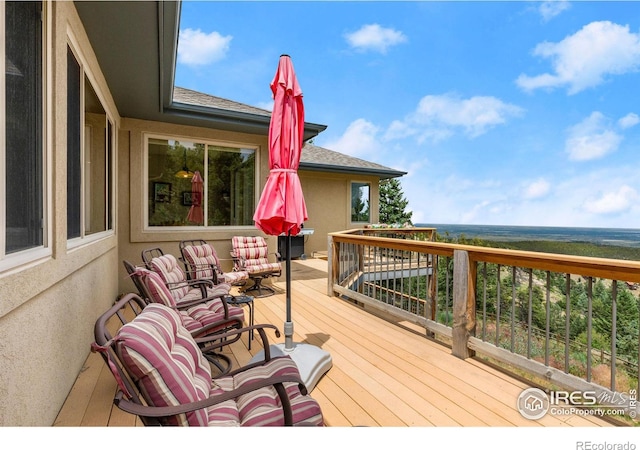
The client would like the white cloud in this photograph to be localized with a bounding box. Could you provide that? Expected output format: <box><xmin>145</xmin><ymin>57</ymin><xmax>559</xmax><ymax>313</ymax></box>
<box><xmin>389</xmin><ymin>93</ymin><xmax>523</xmax><ymax>143</ymax></box>
<box><xmin>583</xmin><ymin>185</ymin><xmax>639</xmax><ymax>215</ymax></box>
<box><xmin>565</xmin><ymin>112</ymin><xmax>622</xmax><ymax>161</ymax></box>
<box><xmin>523</xmin><ymin>178</ymin><xmax>551</xmax><ymax>199</ymax></box>
<box><xmin>408</xmin><ymin>165</ymin><xmax>640</xmax><ymax>227</ymax></box>
<box><xmin>516</xmin><ymin>21</ymin><xmax>640</xmax><ymax>94</ymax></box>
<box><xmin>538</xmin><ymin>1</ymin><xmax>571</xmax><ymax>22</ymax></box>
<box><xmin>178</xmin><ymin>28</ymin><xmax>232</xmax><ymax>66</ymax></box>
<box><xmin>345</xmin><ymin>24</ymin><xmax>407</xmax><ymax>54</ymax></box>
<box><xmin>618</xmin><ymin>112</ymin><xmax>640</xmax><ymax>129</ymax></box>
<box><xmin>324</xmin><ymin>118</ymin><xmax>382</xmax><ymax>157</ymax></box>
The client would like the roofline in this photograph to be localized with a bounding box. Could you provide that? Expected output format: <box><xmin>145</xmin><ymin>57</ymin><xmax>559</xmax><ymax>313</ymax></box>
<box><xmin>166</xmin><ymin>101</ymin><xmax>328</xmax><ymax>141</ymax></box>
<box><xmin>300</xmin><ymin>162</ymin><xmax>407</xmax><ymax>179</ymax></box>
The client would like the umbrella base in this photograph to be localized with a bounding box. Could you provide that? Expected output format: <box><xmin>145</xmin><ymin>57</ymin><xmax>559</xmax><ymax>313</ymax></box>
<box><xmin>250</xmin><ymin>343</ymin><xmax>332</xmax><ymax>392</ymax></box>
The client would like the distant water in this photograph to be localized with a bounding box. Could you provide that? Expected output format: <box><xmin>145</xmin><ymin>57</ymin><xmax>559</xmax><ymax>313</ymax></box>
<box><xmin>416</xmin><ymin>224</ymin><xmax>640</xmax><ymax>248</ymax></box>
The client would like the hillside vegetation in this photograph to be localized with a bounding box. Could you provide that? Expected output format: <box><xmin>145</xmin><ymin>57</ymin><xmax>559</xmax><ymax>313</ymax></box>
<box><xmin>439</xmin><ymin>232</ymin><xmax>640</xmax><ymax>261</ymax></box>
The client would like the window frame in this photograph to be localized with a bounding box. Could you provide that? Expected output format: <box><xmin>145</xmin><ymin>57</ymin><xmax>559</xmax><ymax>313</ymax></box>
<box><xmin>66</xmin><ymin>32</ymin><xmax>116</xmax><ymax>250</ymax></box>
<box><xmin>0</xmin><ymin>1</ymin><xmax>52</xmax><ymax>272</ymax></box>
<box><xmin>350</xmin><ymin>180</ymin><xmax>371</xmax><ymax>224</ymax></box>
<box><xmin>143</xmin><ymin>133</ymin><xmax>260</xmax><ymax>231</ymax></box>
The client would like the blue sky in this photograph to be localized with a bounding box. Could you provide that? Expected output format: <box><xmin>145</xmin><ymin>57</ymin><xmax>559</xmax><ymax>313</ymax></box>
<box><xmin>175</xmin><ymin>1</ymin><xmax>640</xmax><ymax>229</ymax></box>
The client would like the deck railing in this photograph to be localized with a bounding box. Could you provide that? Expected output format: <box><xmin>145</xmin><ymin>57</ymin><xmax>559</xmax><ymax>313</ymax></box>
<box><xmin>328</xmin><ymin>227</ymin><xmax>640</xmax><ymax>418</ymax></box>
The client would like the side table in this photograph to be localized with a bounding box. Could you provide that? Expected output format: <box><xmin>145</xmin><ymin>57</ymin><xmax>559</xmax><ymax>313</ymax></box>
<box><xmin>224</xmin><ymin>294</ymin><xmax>255</xmax><ymax>349</ymax></box>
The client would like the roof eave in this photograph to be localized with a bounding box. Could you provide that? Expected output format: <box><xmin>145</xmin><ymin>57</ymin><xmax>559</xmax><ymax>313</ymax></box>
<box><xmin>166</xmin><ymin>102</ymin><xmax>327</xmax><ymax>140</ymax></box>
<box><xmin>300</xmin><ymin>163</ymin><xmax>406</xmax><ymax>180</ymax></box>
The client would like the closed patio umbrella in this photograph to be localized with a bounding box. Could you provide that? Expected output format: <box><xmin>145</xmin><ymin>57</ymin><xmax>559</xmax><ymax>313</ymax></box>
<box><xmin>251</xmin><ymin>54</ymin><xmax>331</xmax><ymax>391</ymax></box>
<box><xmin>186</xmin><ymin>170</ymin><xmax>203</xmax><ymax>225</ymax></box>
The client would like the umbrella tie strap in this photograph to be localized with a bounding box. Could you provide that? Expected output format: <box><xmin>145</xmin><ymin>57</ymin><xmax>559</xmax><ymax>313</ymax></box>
<box><xmin>270</xmin><ymin>169</ymin><xmax>297</xmax><ymax>174</ymax></box>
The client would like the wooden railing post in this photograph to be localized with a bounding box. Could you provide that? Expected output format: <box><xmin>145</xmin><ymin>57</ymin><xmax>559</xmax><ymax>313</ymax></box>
<box><xmin>452</xmin><ymin>249</ymin><xmax>476</xmax><ymax>359</ymax></box>
<box><xmin>327</xmin><ymin>234</ymin><xmax>338</xmax><ymax>297</ymax></box>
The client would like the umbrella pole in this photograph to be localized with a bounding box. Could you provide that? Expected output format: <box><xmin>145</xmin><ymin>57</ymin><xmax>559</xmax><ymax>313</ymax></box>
<box><xmin>284</xmin><ymin>232</ymin><xmax>294</xmax><ymax>350</ymax></box>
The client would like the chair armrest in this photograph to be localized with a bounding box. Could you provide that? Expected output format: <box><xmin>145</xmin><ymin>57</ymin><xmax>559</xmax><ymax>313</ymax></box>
<box><xmin>189</xmin><ymin>316</ymin><xmax>244</xmax><ymax>340</ymax></box>
<box><xmin>193</xmin><ymin>323</ymin><xmax>280</xmax><ymax>360</ymax></box>
<box><xmin>165</xmin><ymin>278</ymin><xmax>214</xmax><ymax>292</ymax></box>
<box><xmin>114</xmin><ymin>373</ymin><xmax>306</xmax><ymax>425</ymax></box>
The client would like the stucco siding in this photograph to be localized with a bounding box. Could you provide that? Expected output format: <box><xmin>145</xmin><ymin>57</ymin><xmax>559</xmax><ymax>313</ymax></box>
<box><xmin>0</xmin><ymin>2</ymin><xmax>120</xmax><ymax>425</ymax></box>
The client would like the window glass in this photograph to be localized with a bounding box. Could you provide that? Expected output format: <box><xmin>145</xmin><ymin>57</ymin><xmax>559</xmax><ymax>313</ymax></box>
<box><xmin>66</xmin><ymin>46</ymin><xmax>81</xmax><ymax>238</ymax></box>
<box><xmin>67</xmin><ymin>46</ymin><xmax>113</xmax><ymax>240</ymax></box>
<box><xmin>84</xmin><ymin>76</ymin><xmax>107</xmax><ymax>235</ymax></box>
<box><xmin>207</xmin><ymin>146</ymin><xmax>255</xmax><ymax>226</ymax></box>
<box><xmin>148</xmin><ymin>138</ymin><xmax>204</xmax><ymax>226</ymax></box>
<box><xmin>146</xmin><ymin>137</ymin><xmax>255</xmax><ymax>227</ymax></box>
<box><xmin>5</xmin><ymin>1</ymin><xmax>43</xmax><ymax>253</ymax></box>
<box><xmin>351</xmin><ymin>182</ymin><xmax>370</xmax><ymax>223</ymax></box>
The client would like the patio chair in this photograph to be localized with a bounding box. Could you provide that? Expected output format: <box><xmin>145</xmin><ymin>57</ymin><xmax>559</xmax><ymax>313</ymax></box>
<box><xmin>142</xmin><ymin>249</ymin><xmax>233</xmax><ymax>302</ymax></box>
<box><xmin>231</xmin><ymin>236</ymin><xmax>282</xmax><ymax>297</ymax></box>
<box><xmin>91</xmin><ymin>293</ymin><xmax>324</xmax><ymax>426</ymax></box>
<box><xmin>179</xmin><ymin>239</ymin><xmax>249</xmax><ymax>287</ymax></box>
<box><xmin>124</xmin><ymin>260</ymin><xmax>245</xmax><ymax>374</ymax></box>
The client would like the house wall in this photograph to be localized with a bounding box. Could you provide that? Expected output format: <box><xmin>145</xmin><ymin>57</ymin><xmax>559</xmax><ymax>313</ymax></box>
<box><xmin>0</xmin><ymin>3</ymin><xmax>119</xmax><ymax>426</ymax></box>
<box><xmin>299</xmin><ymin>171</ymin><xmax>380</xmax><ymax>257</ymax></box>
<box><xmin>117</xmin><ymin>118</ymin><xmax>274</xmax><ymax>294</ymax></box>
<box><xmin>115</xmin><ymin>120</ymin><xmax>381</xmax><ymax>294</ymax></box>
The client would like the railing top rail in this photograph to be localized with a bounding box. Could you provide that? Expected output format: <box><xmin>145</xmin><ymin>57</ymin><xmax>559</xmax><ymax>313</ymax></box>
<box><xmin>330</xmin><ymin>231</ymin><xmax>454</xmax><ymax>257</ymax></box>
<box><xmin>330</xmin><ymin>229</ymin><xmax>640</xmax><ymax>282</ymax></box>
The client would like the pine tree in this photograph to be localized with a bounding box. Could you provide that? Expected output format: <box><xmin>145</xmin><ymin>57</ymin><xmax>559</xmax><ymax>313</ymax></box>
<box><xmin>379</xmin><ymin>178</ymin><xmax>413</xmax><ymax>225</ymax></box>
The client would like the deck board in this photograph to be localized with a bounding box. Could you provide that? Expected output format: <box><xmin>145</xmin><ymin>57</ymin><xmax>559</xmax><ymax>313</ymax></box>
<box><xmin>54</xmin><ymin>258</ymin><xmax>618</xmax><ymax>428</ymax></box>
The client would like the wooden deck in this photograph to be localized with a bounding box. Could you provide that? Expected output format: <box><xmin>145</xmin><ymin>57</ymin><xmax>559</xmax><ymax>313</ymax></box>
<box><xmin>54</xmin><ymin>257</ymin><xmax>617</xmax><ymax>428</ymax></box>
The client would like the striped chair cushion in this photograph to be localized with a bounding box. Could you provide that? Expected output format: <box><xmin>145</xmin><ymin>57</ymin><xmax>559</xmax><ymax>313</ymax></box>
<box><xmin>231</xmin><ymin>236</ymin><xmax>281</xmax><ymax>275</ymax></box>
<box><xmin>244</xmin><ymin>260</ymin><xmax>282</xmax><ymax>275</ymax></box>
<box><xmin>116</xmin><ymin>304</ymin><xmax>324</xmax><ymax>426</ymax></box>
<box><xmin>135</xmin><ymin>267</ymin><xmax>178</xmax><ymax>307</ymax></box>
<box><xmin>180</xmin><ymin>300</ymin><xmax>245</xmax><ymax>333</ymax></box>
<box><xmin>183</xmin><ymin>244</ymin><xmax>250</xmax><ymax>285</ymax></box>
<box><xmin>135</xmin><ymin>268</ymin><xmax>244</xmax><ymax>329</ymax></box>
<box><xmin>220</xmin><ymin>270</ymin><xmax>249</xmax><ymax>284</ymax></box>
<box><xmin>116</xmin><ymin>303</ymin><xmax>212</xmax><ymax>426</ymax></box>
<box><xmin>182</xmin><ymin>244</ymin><xmax>220</xmax><ymax>281</ymax></box>
<box><xmin>232</xmin><ymin>236</ymin><xmax>269</xmax><ymax>259</ymax></box>
<box><xmin>149</xmin><ymin>254</ymin><xmax>190</xmax><ymax>300</ymax></box>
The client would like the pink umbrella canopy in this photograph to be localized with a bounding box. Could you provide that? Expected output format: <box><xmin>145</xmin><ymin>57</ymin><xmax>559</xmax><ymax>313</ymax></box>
<box><xmin>249</xmin><ymin>55</ymin><xmax>333</xmax><ymax>385</ymax></box>
<box><xmin>186</xmin><ymin>170</ymin><xmax>204</xmax><ymax>225</ymax></box>
<box><xmin>253</xmin><ymin>54</ymin><xmax>307</xmax><ymax>236</ymax></box>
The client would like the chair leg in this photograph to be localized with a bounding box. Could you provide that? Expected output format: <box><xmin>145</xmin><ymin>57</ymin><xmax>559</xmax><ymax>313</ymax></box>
<box><xmin>202</xmin><ymin>351</ymin><xmax>232</xmax><ymax>377</ymax></box>
<box><xmin>242</xmin><ymin>276</ymin><xmax>274</xmax><ymax>297</ymax></box>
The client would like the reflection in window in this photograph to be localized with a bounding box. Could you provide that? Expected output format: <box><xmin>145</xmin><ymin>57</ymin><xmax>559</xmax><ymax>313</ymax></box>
<box><xmin>84</xmin><ymin>77</ymin><xmax>108</xmax><ymax>235</ymax></box>
<box><xmin>208</xmin><ymin>146</ymin><xmax>255</xmax><ymax>226</ymax></box>
<box><xmin>147</xmin><ymin>138</ymin><xmax>255</xmax><ymax>227</ymax></box>
<box><xmin>351</xmin><ymin>182</ymin><xmax>370</xmax><ymax>223</ymax></box>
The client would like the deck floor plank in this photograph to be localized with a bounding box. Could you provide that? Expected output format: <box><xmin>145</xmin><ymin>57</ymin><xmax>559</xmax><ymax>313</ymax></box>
<box><xmin>54</xmin><ymin>259</ymin><xmax>615</xmax><ymax>428</ymax></box>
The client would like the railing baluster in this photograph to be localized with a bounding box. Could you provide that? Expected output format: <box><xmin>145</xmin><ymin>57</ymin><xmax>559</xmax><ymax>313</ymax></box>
<box><xmin>511</xmin><ymin>266</ymin><xmax>516</xmax><ymax>353</ymax></box>
<box><xmin>443</xmin><ymin>256</ymin><xmax>451</xmax><ymax>324</ymax></box>
<box><xmin>565</xmin><ymin>274</ymin><xmax>571</xmax><ymax>373</ymax></box>
<box><xmin>611</xmin><ymin>280</ymin><xmax>617</xmax><ymax>392</ymax></box>
<box><xmin>482</xmin><ymin>262</ymin><xmax>487</xmax><ymax>341</ymax></box>
<box><xmin>527</xmin><ymin>269</ymin><xmax>533</xmax><ymax>359</ymax></box>
<box><xmin>587</xmin><ymin>276</ymin><xmax>593</xmax><ymax>382</ymax></box>
<box><xmin>545</xmin><ymin>271</ymin><xmax>551</xmax><ymax>367</ymax></box>
<box><xmin>496</xmin><ymin>264</ymin><xmax>501</xmax><ymax>347</ymax></box>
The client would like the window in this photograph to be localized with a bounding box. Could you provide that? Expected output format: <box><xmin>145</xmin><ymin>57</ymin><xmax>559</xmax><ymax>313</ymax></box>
<box><xmin>66</xmin><ymin>44</ymin><xmax>113</xmax><ymax>241</ymax></box>
<box><xmin>351</xmin><ymin>182</ymin><xmax>370</xmax><ymax>223</ymax></box>
<box><xmin>3</xmin><ymin>1</ymin><xmax>44</xmax><ymax>255</ymax></box>
<box><xmin>146</xmin><ymin>137</ymin><xmax>256</xmax><ymax>227</ymax></box>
